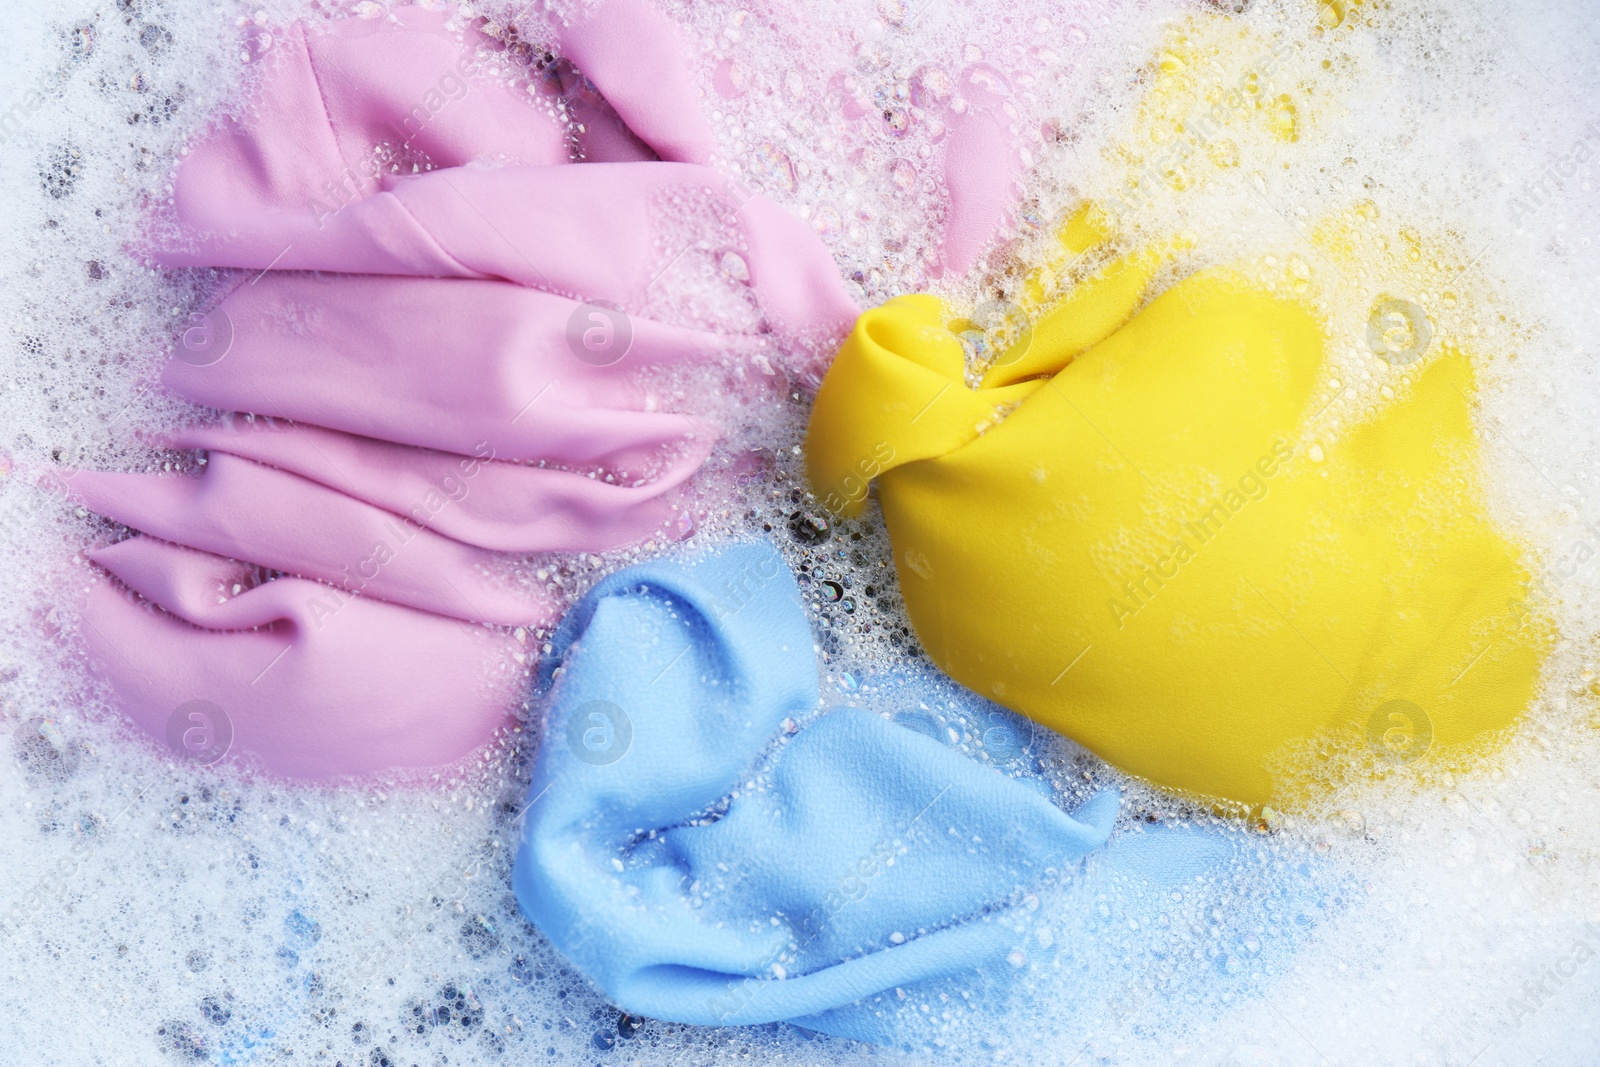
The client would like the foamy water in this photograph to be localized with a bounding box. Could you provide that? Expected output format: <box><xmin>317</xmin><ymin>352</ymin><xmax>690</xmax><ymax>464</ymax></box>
<box><xmin>1</xmin><ymin>0</ymin><xmax>1598</xmax><ymax>1064</ymax></box>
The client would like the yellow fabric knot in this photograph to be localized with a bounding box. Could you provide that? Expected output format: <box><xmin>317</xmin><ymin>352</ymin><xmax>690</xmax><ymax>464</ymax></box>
<box><xmin>805</xmin><ymin>234</ymin><xmax>1548</xmax><ymax>810</ymax></box>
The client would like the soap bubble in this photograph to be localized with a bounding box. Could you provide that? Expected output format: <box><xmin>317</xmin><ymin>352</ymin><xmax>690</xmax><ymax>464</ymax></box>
<box><xmin>910</xmin><ymin>65</ymin><xmax>953</xmax><ymax>109</ymax></box>
<box><xmin>199</xmin><ymin>992</ymin><xmax>233</xmax><ymax>1024</ymax></box>
<box><xmin>828</xmin><ymin>71</ymin><xmax>871</xmax><ymax>119</ymax></box>
<box><xmin>810</xmin><ymin>203</ymin><xmax>842</xmax><ymax>238</ymax></box>
<box><xmin>407</xmin><ymin>981</ymin><xmax>484</xmax><ymax>1041</ymax></box>
<box><xmin>508</xmin><ymin>954</ymin><xmax>538</xmax><ymax>985</ymax></box>
<box><xmin>751</xmin><ymin>142</ymin><xmax>797</xmax><ymax>194</ymax></box>
<box><xmin>283</xmin><ymin>909</ymin><xmax>321</xmax><ymax>949</ymax></box>
<box><xmin>66</xmin><ymin>21</ymin><xmax>95</xmax><ymax>60</ymax></box>
<box><xmin>13</xmin><ymin>717</ymin><xmax>85</xmax><ymax>783</ymax></box>
<box><xmin>157</xmin><ymin>1018</ymin><xmax>208</xmax><ymax>1059</ymax></box>
<box><xmin>889</xmin><ymin>158</ymin><xmax>918</xmax><ymax>193</ymax></box>
<box><xmin>713</xmin><ymin>57</ymin><xmax>749</xmax><ymax>99</ymax></box>
<box><xmin>719</xmin><ymin>250</ymin><xmax>750</xmax><ymax>283</ymax></box>
<box><xmin>40</xmin><ymin>144</ymin><xmax>82</xmax><ymax>200</ymax></box>
<box><xmin>139</xmin><ymin>24</ymin><xmax>173</xmax><ymax>55</ymax></box>
<box><xmin>787</xmin><ymin>509</ymin><xmax>832</xmax><ymax>545</ymax></box>
<box><xmin>459</xmin><ymin>915</ymin><xmax>500</xmax><ymax>959</ymax></box>
<box><xmin>958</xmin><ymin>63</ymin><xmax>1011</xmax><ymax>107</ymax></box>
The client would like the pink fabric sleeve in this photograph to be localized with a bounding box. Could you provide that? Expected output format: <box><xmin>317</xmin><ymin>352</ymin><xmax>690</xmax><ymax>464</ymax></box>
<box><xmin>72</xmin><ymin>3</ymin><xmax>858</xmax><ymax>781</ymax></box>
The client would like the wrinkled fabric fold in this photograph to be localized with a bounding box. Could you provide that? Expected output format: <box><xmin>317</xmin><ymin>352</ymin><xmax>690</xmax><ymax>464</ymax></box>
<box><xmin>806</xmin><ymin>217</ymin><xmax>1550</xmax><ymax>810</ymax></box>
<box><xmin>68</xmin><ymin>455</ymin><xmax>550</xmax><ymax>626</ymax></box>
<box><xmin>81</xmin><ymin>535</ymin><xmax>527</xmax><ymax>781</ymax></box>
<box><xmin>72</xmin><ymin>4</ymin><xmax>858</xmax><ymax>779</ymax></box>
<box><xmin>165</xmin><ymin>274</ymin><xmax>728</xmax><ymax>467</ymax></box>
<box><xmin>168</xmin><ymin>422</ymin><xmax>708</xmax><ymax>554</ymax></box>
<box><xmin>163</xmin><ymin>3</ymin><xmax>711</xmax><ymax>242</ymax></box>
<box><xmin>511</xmin><ymin>540</ymin><xmax>1308</xmax><ymax>1044</ymax></box>
<box><xmin>155</xmin><ymin>163</ymin><xmax>859</xmax><ymax>344</ymax></box>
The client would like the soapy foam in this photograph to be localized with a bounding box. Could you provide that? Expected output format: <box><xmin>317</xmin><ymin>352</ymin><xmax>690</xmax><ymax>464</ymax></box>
<box><xmin>1</xmin><ymin>0</ymin><xmax>1598</xmax><ymax>1063</ymax></box>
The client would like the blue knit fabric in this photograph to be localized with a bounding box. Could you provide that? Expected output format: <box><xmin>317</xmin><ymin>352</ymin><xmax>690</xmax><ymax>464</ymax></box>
<box><xmin>511</xmin><ymin>541</ymin><xmax>1325</xmax><ymax>1045</ymax></box>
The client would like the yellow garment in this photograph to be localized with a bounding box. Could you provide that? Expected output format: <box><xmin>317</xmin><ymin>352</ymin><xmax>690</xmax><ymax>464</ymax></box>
<box><xmin>806</xmin><ymin>243</ymin><xmax>1547</xmax><ymax>809</ymax></box>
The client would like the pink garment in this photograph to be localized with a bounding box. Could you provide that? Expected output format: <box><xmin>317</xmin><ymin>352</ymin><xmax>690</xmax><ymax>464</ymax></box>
<box><xmin>939</xmin><ymin>107</ymin><xmax>1024</xmax><ymax>277</ymax></box>
<box><xmin>72</xmin><ymin>3</ymin><xmax>858</xmax><ymax>780</ymax></box>
<box><xmin>735</xmin><ymin>2</ymin><xmax>1029</xmax><ymax>279</ymax></box>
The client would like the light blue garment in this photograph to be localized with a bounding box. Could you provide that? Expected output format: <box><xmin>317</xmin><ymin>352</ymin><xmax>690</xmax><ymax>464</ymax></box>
<box><xmin>510</xmin><ymin>541</ymin><xmax>1326</xmax><ymax>1045</ymax></box>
